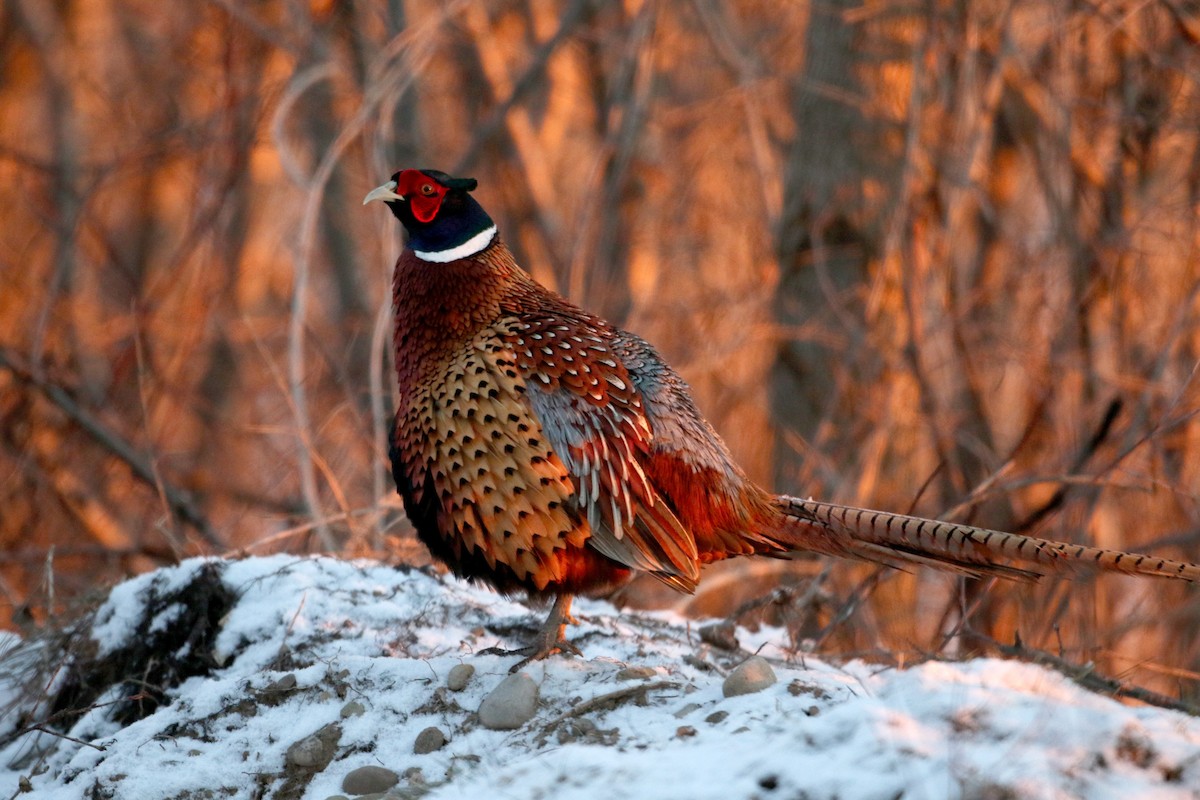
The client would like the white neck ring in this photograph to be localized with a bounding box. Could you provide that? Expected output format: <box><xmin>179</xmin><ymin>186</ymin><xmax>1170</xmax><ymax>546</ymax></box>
<box><xmin>412</xmin><ymin>225</ymin><xmax>497</xmax><ymax>263</ymax></box>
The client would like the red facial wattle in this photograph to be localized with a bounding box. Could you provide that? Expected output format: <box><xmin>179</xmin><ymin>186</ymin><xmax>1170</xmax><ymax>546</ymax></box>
<box><xmin>394</xmin><ymin>169</ymin><xmax>448</xmax><ymax>223</ymax></box>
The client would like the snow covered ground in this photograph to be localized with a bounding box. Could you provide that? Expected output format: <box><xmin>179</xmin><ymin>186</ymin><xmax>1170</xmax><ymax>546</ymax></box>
<box><xmin>1</xmin><ymin>555</ymin><xmax>1198</xmax><ymax>799</ymax></box>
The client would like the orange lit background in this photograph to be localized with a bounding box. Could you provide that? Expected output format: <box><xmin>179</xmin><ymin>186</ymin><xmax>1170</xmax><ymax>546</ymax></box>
<box><xmin>2</xmin><ymin>1</ymin><xmax>1199</xmax><ymax>698</ymax></box>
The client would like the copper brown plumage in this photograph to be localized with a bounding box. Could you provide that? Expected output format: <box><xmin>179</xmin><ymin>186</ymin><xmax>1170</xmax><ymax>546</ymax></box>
<box><xmin>367</xmin><ymin>169</ymin><xmax>1200</xmax><ymax>668</ymax></box>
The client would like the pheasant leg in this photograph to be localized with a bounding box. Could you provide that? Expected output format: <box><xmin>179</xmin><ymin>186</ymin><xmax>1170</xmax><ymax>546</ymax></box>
<box><xmin>508</xmin><ymin>594</ymin><xmax>580</xmax><ymax>672</ymax></box>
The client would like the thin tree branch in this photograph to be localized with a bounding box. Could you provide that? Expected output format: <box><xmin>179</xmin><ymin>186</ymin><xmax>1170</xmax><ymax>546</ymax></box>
<box><xmin>0</xmin><ymin>347</ymin><xmax>220</xmax><ymax>548</ymax></box>
<box><xmin>986</xmin><ymin>631</ymin><xmax>1200</xmax><ymax>717</ymax></box>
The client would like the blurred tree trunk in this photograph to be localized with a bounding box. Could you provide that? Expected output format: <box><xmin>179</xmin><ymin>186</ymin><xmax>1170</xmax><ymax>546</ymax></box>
<box><xmin>773</xmin><ymin>0</ymin><xmax>888</xmax><ymax>497</ymax></box>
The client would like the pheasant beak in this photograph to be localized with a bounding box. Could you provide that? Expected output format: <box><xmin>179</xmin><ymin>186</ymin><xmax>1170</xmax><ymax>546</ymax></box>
<box><xmin>363</xmin><ymin>180</ymin><xmax>404</xmax><ymax>205</ymax></box>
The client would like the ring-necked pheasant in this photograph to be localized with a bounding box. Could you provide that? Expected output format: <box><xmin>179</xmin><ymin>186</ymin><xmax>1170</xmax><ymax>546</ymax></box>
<box><xmin>365</xmin><ymin>168</ymin><xmax>1200</xmax><ymax>668</ymax></box>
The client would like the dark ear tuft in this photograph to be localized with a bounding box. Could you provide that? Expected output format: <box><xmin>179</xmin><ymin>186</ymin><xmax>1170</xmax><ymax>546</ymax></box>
<box><xmin>445</xmin><ymin>177</ymin><xmax>478</xmax><ymax>192</ymax></box>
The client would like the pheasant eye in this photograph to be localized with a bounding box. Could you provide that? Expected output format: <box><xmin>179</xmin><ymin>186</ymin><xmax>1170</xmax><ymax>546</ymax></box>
<box><xmin>420</xmin><ymin>183</ymin><xmax>436</xmax><ymax>196</ymax></box>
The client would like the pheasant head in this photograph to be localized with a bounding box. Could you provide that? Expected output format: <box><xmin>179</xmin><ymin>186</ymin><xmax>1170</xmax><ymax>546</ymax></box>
<box><xmin>363</xmin><ymin>168</ymin><xmax>497</xmax><ymax>262</ymax></box>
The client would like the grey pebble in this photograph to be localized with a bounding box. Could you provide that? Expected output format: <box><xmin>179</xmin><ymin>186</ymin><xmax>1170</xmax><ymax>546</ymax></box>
<box><xmin>286</xmin><ymin>723</ymin><xmax>341</xmax><ymax>769</ymax></box>
<box><xmin>286</xmin><ymin>737</ymin><xmax>325</xmax><ymax>768</ymax></box>
<box><xmin>615</xmin><ymin>666</ymin><xmax>656</xmax><ymax>681</ymax></box>
<box><xmin>447</xmin><ymin>663</ymin><xmax>475</xmax><ymax>691</ymax></box>
<box><xmin>340</xmin><ymin>700</ymin><xmax>366</xmax><ymax>718</ymax></box>
<box><xmin>699</xmin><ymin>622</ymin><xmax>740</xmax><ymax>651</ymax></box>
<box><xmin>722</xmin><ymin>656</ymin><xmax>777</xmax><ymax>697</ymax></box>
<box><xmin>342</xmin><ymin>765</ymin><xmax>400</xmax><ymax>795</ymax></box>
<box><xmin>478</xmin><ymin>672</ymin><xmax>539</xmax><ymax>730</ymax></box>
<box><xmin>266</xmin><ymin>673</ymin><xmax>298</xmax><ymax>693</ymax></box>
<box><xmin>413</xmin><ymin>726</ymin><xmax>447</xmax><ymax>754</ymax></box>
<box><xmin>673</xmin><ymin>702</ymin><xmax>702</xmax><ymax>719</ymax></box>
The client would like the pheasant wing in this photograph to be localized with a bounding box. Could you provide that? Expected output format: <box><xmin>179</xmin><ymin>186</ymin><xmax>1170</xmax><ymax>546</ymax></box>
<box><xmin>500</xmin><ymin>311</ymin><xmax>701</xmax><ymax>590</ymax></box>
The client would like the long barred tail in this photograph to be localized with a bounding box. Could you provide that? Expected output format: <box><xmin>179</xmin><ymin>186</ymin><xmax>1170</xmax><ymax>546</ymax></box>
<box><xmin>773</xmin><ymin>496</ymin><xmax>1200</xmax><ymax>583</ymax></box>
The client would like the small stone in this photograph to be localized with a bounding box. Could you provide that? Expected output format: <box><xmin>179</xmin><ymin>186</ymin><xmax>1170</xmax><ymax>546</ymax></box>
<box><xmin>266</xmin><ymin>673</ymin><xmax>298</xmax><ymax>693</ymax></box>
<box><xmin>340</xmin><ymin>700</ymin><xmax>366</xmax><ymax>719</ymax></box>
<box><xmin>676</xmin><ymin>725</ymin><xmax>697</xmax><ymax>738</ymax></box>
<box><xmin>557</xmin><ymin>717</ymin><xmax>600</xmax><ymax>744</ymax></box>
<box><xmin>324</xmin><ymin>796</ymin><xmax>349</xmax><ymax>800</ymax></box>
<box><xmin>478</xmin><ymin>672</ymin><xmax>539</xmax><ymax>730</ymax></box>
<box><xmin>722</xmin><ymin>656</ymin><xmax>777</xmax><ymax>697</ymax></box>
<box><xmin>698</xmin><ymin>622</ymin><xmax>740</xmax><ymax>651</ymax></box>
<box><xmin>286</xmin><ymin>741</ymin><xmax>322</xmax><ymax>768</ymax></box>
<box><xmin>286</xmin><ymin>723</ymin><xmax>341</xmax><ymax>769</ymax></box>
<box><xmin>342</xmin><ymin>765</ymin><xmax>400</xmax><ymax>795</ymax></box>
<box><xmin>673</xmin><ymin>702</ymin><xmax>702</xmax><ymax>719</ymax></box>
<box><xmin>705</xmin><ymin>710</ymin><xmax>729</xmax><ymax>725</ymax></box>
<box><xmin>447</xmin><ymin>663</ymin><xmax>475</xmax><ymax>691</ymax></box>
<box><xmin>231</xmin><ymin>699</ymin><xmax>257</xmax><ymax>716</ymax></box>
<box><xmin>615</xmin><ymin>666</ymin><xmax>656</xmax><ymax>681</ymax></box>
<box><xmin>413</xmin><ymin>726</ymin><xmax>446</xmax><ymax>754</ymax></box>
<box><xmin>786</xmin><ymin>679</ymin><xmax>830</xmax><ymax>700</ymax></box>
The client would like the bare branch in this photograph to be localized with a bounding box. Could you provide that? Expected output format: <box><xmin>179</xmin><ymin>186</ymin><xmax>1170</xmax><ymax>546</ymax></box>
<box><xmin>0</xmin><ymin>347</ymin><xmax>220</xmax><ymax>548</ymax></box>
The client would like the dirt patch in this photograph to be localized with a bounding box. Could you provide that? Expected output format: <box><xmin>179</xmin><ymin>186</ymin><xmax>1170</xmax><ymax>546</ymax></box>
<box><xmin>5</xmin><ymin>561</ymin><xmax>234</xmax><ymax>745</ymax></box>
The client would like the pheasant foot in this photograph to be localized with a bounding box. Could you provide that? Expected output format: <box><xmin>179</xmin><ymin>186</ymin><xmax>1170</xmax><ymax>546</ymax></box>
<box><xmin>478</xmin><ymin>594</ymin><xmax>579</xmax><ymax>672</ymax></box>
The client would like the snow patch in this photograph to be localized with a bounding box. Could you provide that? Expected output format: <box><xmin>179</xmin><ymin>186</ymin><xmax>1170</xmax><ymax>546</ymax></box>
<box><xmin>1</xmin><ymin>555</ymin><xmax>1197</xmax><ymax>799</ymax></box>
